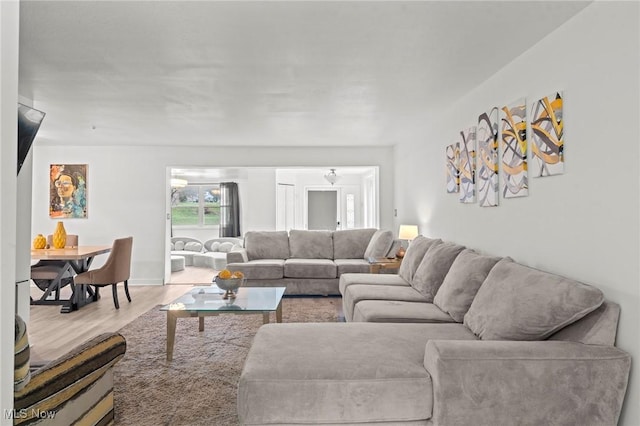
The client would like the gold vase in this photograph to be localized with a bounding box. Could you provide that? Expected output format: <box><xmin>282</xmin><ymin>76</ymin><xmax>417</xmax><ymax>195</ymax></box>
<box><xmin>33</xmin><ymin>234</ymin><xmax>47</xmax><ymax>250</ymax></box>
<box><xmin>52</xmin><ymin>222</ymin><xmax>67</xmax><ymax>249</ymax></box>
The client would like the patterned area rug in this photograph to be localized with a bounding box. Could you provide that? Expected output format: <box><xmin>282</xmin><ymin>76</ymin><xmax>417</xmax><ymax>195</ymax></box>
<box><xmin>114</xmin><ymin>296</ymin><xmax>341</xmax><ymax>425</ymax></box>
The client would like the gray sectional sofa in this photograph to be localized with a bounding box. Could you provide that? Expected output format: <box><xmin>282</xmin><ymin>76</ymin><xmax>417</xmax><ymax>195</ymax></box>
<box><xmin>226</xmin><ymin>229</ymin><xmax>399</xmax><ymax>295</ymax></box>
<box><xmin>237</xmin><ymin>235</ymin><xmax>631</xmax><ymax>425</ymax></box>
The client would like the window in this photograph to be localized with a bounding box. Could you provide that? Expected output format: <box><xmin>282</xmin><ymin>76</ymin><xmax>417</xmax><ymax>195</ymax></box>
<box><xmin>171</xmin><ymin>185</ymin><xmax>220</xmax><ymax>227</ymax></box>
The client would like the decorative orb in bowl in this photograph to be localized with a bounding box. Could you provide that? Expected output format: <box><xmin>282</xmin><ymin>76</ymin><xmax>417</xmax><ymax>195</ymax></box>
<box><xmin>213</xmin><ymin>275</ymin><xmax>244</xmax><ymax>299</ymax></box>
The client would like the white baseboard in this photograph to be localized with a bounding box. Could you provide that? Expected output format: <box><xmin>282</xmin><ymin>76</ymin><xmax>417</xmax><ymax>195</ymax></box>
<box><xmin>128</xmin><ymin>278</ymin><xmax>164</xmax><ymax>286</ymax></box>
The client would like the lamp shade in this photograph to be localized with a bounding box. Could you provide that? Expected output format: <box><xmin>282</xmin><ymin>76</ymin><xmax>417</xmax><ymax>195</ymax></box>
<box><xmin>398</xmin><ymin>224</ymin><xmax>419</xmax><ymax>240</ymax></box>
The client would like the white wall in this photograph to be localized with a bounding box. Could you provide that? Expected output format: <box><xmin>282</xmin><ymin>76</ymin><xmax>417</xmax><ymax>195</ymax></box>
<box><xmin>0</xmin><ymin>1</ymin><xmax>19</xmax><ymax>422</ymax></box>
<box><xmin>245</xmin><ymin>168</ymin><xmax>277</xmax><ymax>231</ymax></box>
<box><xmin>32</xmin><ymin>145</ymin><xmax>394</xmax><ymax>285</ymax></box>
<box><xmin>395</xmin><ymin>3</ymin><xmax>639</xmax><ymax>424</ymax></box>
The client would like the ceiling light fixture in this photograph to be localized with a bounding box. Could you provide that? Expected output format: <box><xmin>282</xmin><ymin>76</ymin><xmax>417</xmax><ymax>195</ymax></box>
<box><xmin>324</xmin><ymin>168</ymin><xmax>338</xmax><ymax>185</ymax></box>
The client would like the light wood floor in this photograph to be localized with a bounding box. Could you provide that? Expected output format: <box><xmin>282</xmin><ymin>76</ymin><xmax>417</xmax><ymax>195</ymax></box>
<box><xmin>28</xmin><ymin>280</ymin><xmax>194</xmax><ymax>362</ymax></box>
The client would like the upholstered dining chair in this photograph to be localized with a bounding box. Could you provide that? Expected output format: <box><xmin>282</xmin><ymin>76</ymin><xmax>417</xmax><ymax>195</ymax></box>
<box><xmin>30</xmin><ymin>234</ymin><xmax>79</xmax><ymax>303</ymax></box>
<box><xmin>74</xmin><ymin>236</ymin><xmax>133</xmax><ymax>309</ymax></box>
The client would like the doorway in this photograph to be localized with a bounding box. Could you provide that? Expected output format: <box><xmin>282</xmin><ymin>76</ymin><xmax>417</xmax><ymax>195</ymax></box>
<box><xmin>307</xmin><ymin>189</ymin><xmax>339</xmax><ymax>230</ymax></box>
<box><xmin>276</xmin><ymin>183</ymin><xmax>295</xmax><ymax>231</ymax></box>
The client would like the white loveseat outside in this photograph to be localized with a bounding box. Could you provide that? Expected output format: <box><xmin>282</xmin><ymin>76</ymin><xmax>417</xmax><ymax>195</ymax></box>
<box><xmin>170</xmin><ymin>236</ymin><xmax>242</xmax><ymax>270</ymax></box>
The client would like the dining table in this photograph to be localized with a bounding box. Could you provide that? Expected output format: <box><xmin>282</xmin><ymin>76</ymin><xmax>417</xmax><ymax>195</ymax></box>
<box><xmin>31</xmin><ymin>245</ymin><xmax>112</xmax><ymax>313</ymax></box>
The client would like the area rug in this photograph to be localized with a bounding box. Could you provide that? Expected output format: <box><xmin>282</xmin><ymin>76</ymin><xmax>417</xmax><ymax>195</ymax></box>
<box><xmin>113</xmin><ymin>296</ymin><xmax>341</xmax><ymax>425</ymax></box>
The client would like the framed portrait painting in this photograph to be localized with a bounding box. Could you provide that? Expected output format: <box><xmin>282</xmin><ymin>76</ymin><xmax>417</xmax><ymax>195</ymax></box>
<box><xmin>49</xmin><ymin>164</ymin><xmax>88</xmax><ymax>218</ymax></box>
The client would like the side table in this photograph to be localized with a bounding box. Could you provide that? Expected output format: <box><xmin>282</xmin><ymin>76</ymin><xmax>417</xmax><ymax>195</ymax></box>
<box><xmin>368</xmin><ymin>257</ymin><xmax>402</xmax><ymax>274</ymax></box>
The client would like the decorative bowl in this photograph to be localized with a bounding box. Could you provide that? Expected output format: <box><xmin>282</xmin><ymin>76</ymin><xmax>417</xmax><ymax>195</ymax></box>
<box><xmin>213</xmin><ymin>276</ymin><xmax>244</xmax><ymax>299</ymax></box>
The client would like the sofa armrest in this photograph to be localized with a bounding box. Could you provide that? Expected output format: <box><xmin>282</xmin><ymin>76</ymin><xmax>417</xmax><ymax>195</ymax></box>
<box><xmin>227</xmin><ymin>246</ymin><xmax>248</xmax><ymax>264</ymax></box>
<box><xmin>423</xmin><ymin>340</ymin><xmax>630</xmax><ymax>426</ymax></box>
<box><xmin>14</xmin><ymin>333</ymin><xmax>126</xmax><ymax>424</ymax></box>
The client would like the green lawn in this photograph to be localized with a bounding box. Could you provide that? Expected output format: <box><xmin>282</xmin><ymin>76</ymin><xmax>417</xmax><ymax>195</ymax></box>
<box><xmin>172</xmin><ymin>202</ymin><xmax>220</xmax><ymax>226</ymax></box>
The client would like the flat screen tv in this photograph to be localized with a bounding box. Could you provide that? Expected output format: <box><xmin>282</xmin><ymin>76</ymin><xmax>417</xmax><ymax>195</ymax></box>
<box><xmin>17</xmin><ymin>103</ymin><xmax>46</xmax><ymax>175</ymax></box>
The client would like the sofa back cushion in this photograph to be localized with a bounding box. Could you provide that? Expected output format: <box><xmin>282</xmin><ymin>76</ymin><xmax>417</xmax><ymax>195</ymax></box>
<box><xmin>398</xmin><ymin>236</ymin><xmax>442</xmax><ymax>283</ymax></box>
<box><xmin>333</xmin><ymin>228</ymin><xmax>377</xmax><ymax>259</ymax></box>
<box><xmin>464</xmin><ymin>258</ymin><xmax>605</xmax><ymax>340</ymax></box>
<box><xmin>433</xmin><ymin>249</ymin><xmax>502</xmax><ymax>322</ymax></box>
<box><xmin>363</xmin><ymin>230</ymin><xmax>394</xmax><ymax>260</ymax></box>
<box><xmin>245</xmin><ymin>231</ymin><xmax>290</xmax><ymax>261</ymax></box>
<box><xmin>289</xmin><ymin>230</ymin><xmax>333</xmax><ymax>259</ymax></box>
<box><xmin>184</xmin><ymin>241</ymin><xmax>203</xmax><ymax>252</ymax></box>
<box><xmin>411</xmin><ymin>241</ymin><xmax>465</xmax><ymax>302</ymax></box>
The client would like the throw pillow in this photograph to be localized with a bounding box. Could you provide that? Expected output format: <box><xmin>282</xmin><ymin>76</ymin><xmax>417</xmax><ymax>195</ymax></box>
<box><xmin>218</xmin><ymin>242</ymin><xmax>234</xmax><ymax>253</ymax></box>
<box><xmin>184</xmin><ymin>241</ymin><xmax>203</xmax><ymax>252</ymax></box>
<box><xmin>363</xmin><ymin>230</ymin><xmax>394</xmax><ymax>260</ymax></box>
<box><xmin>464</xmin><ymin>258</ymin><xmax>605</xmax><ymax>340</ymax></box>
<box><xmin>208</xmin><ymin>241</ymin><xmax>221</xmax><ymax>252</ymax></box>
<box><xmin>398</xmin><ymin>236</ymin><xmax>442</xmax><ymax>283</ymax></box>
<box><xmin>245</xmin><ymin>231</ymin><xmax>290</xmax><ymax>261</ymax></box>
<box><xmin>411</xmin><ymin>241</ymin><xmax>465</xmax><ymax>302</ymax></box>
<box><xmin>174</xmin><ymin>241</ymin><xmax>185</xmax><ymax>251</ymax></box>
<box><xmin>433</xmin><ymin>249</ymin><xmax>502</xmax><ymax>322</ymax></box>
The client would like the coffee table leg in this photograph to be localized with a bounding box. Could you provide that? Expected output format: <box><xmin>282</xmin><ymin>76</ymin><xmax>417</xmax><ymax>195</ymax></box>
<box><xmin>167</xmin><ymin>311</ymin><xmax>177</xmax><ymax>361</ymax></box>
<box><xmin>199</xmin><ymin>316</ymin><xmax>204</xmax><ymax>332</ymax></box>
<box><xmin>276</xmin><ymin>301</ymin><xmax>282</xmax><ymax>323</ymax></box>
<box><xmin>263</xmin><ymin>312</ymin><xmax>270</xmax><ymax>324</ymax></box>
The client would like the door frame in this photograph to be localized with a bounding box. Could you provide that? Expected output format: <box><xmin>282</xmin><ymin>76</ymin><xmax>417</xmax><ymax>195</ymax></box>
<box><xmin>304</xmin><ymin>186</ymin><xmax>342</xmax><ymax>230</ymax></box>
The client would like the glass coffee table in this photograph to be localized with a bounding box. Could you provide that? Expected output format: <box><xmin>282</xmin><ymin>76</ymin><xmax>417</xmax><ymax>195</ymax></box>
<box><xmin>160</xmin><ymin>286</ymin><xmax>286</xmax><ymax>361</ymax></box>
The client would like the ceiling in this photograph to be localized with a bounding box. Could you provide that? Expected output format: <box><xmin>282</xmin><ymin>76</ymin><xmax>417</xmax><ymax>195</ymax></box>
<box><xmin>18</xmin><ymin>1</ymin><xmax>590</xmax><ymax>148</ymax></box>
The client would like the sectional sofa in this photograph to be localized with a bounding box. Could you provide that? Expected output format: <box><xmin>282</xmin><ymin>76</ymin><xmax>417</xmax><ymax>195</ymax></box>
<box><xmin>237</xmin><ymin>235</ymin><xmax>631</xmax><ymax>425</ymax></box>
<box><xmin>226</xmin><ymin>229</ymin><xmax>399</xmax><ymax>295</ymax></box>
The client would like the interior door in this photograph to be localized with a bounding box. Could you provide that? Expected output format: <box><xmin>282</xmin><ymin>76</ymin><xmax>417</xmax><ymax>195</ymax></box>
<box><xmin>307</xmin><ymin>190</ymin><xmax>338</xmax><ymax>230</ymax></box>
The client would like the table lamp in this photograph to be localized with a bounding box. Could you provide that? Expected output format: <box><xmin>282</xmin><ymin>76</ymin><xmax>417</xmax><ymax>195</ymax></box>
<box><xmin>397</xmin><ymin>224</ymin><xmax>419</xmax><ymax>258</ymax></box>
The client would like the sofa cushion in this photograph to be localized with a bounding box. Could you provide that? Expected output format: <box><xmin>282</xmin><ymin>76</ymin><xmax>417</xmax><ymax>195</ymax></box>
<box><xmin>218</xmin><ymin>242</ymin><xmax>234</xmax><ymax>253</ymax></box>
<box><xmin>433</xmin><ymin>249</ymin><xmax>502</xmax><ymax>322</ymax></box>
<box><xmin>333</xmin><ymin>228</ymin><xmax>377</xmax><ymax>259</ymax></box>
<box><xmin>333</xmin><ymin>259</ymin><xmax>371</xmax><ymax>276</ymax></box>
<box><xmin>184</xmin><ymin>241</ymin><xmax>203</xmax><ymax>252</ymax></box>
<box><xmin>284</xmin><ymin>259</ymin><xmax>337</xmax><ymax>279</ymax></box>
<box><xmin>239</xmin><ymin>323</ymin><xmax>472</xmax><ymax>424</ymax></box>
<box><xmin>228</xmin><ymin>259</ymin><xmax>284</xmax><ymax>280</ymax></box>
<box><xmin>339</xmin><ymin>273</ymin><xmax>410</xmax><ymax>295</ymax></box>
<box><xmin>363</xmin><ymin>229</ymin><xmax>394</xmax><ymax>259</ymax></box>
<box><xmin>464</xmin><ymin>258</ymin><xmax>605</xmax><ymax>340</ymax></box>
<box><xmin>289</xmin><ymin>230</ymin><xmax>333</xmax><ymax>259</ymax></box>
<box><xmin>398</xmin><ymin>236</ymin><xmax>442</xmax><ymax>283</ymax></box>
<box><xmin>411</xmin><ymin>241</ymin><xmax>465</xmax><ymax>302</ymax></box>
<box><xmin>245</xmin><ymin>231</ymin><xmax>289</xmax><ymax>261</ymax></box>
<box><xmin>353</xmin><ymin>300</ymin><xmax>459</xmax><ymax>324</ymax></box>
<box><xmin>343</xmin><ymin>284</ymin><xmax>428</xmax><ymax>322</ymax></box>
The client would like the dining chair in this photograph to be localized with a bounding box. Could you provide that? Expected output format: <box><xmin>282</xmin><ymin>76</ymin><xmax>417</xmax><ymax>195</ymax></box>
<box><xmin>73</xmin><ymin>237</ymin><xmax>133</xmax><ymax>309</ymax></box>
<box><xmin>30</xmin><ymin>234</ymin><xmax>79</xmax><ymax>304</ymax></box>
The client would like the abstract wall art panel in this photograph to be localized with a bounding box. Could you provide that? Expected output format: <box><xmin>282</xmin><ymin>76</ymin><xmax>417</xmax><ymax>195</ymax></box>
<box><xmin>531</xmin><ymin>91</ymin><xmax>564</xmax><ymax>177</ymax></box>
<box><xmin>458</xmin><ymin>127</ymin><xmax>477</xmax><ymax>203</ymax></box>
<box><xmin>477</xmin><ymin>107</ymin><xmax>499</xmax><ymax>207</ymax></box>
<box><xmin>49</xmin><ymin>164</ymin><xmax>88</xmax><ymax>218</ymax></box>
<box><xmin>445</xmin><ymin>142</ymin><xmax>460</xmax><ymax>193</ymax></box>
<box><xmin>501</xmin><ymin>99</ymin><xmax>528</xmax><ymax>198</ymax></box>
